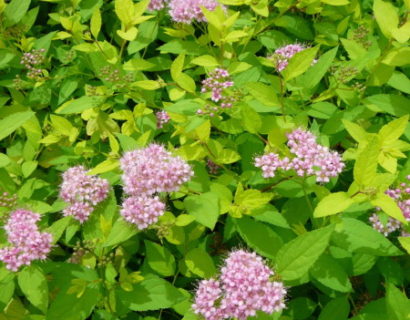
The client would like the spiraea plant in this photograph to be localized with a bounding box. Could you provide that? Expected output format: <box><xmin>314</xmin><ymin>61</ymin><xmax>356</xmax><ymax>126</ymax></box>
<box><xmin>0</xmin><ymin>0</ymin><xmax>410</xmax><ymax>319</ymax></box>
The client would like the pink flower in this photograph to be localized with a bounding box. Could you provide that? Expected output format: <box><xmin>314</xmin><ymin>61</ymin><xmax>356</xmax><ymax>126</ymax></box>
<box><xmin>148</xmin><ymin>0</ymin><xmax>168</xmax><ymax>10</ymax></box>
<box><xmin>272</xmin><ymin>44</ymin><xmax>317</xmax><ymax>72</ymax></box>
<box><xmin>255</xmin><ymin>129</ymin><xmax>344</xmax><ymax>183</ymax></box>
<box><xmin>192</xmin><ymin>249</ymin><xmax>286</xmax><ymax>320</ymax></box>
<box><xmin>168</xmin><ymin>0</ymin><xmax>220</xmax><ymax>23</ymax></box>
<box><xmin>199</xmin><ymin>68</ymin><xmax>237</xmax><ymax>116</ymax></box>
<box><xmin>156</xmin><ymin>110</ymin><xmax>170</xmax><ymax>129</ymax></box>
<box><xmin>120</xmin><ymin>144</ymin><xmax>193</xmax><ymax>196</ymax></box>
<box><xmin>59</xmin><ymin>166</ymin><xmax>110</xmax><ymax>223</ymax></box>
<box><xmin>369</xmin><ymin>213</ymin><xmax>401</xmax><ymax>236</ymax></box>
<box><xmin>0</xmin><ymin>209</ymin><xmax>52</xmax><ymax>271</ymax></box>
<box><xmin>120</xmin><ymin>195</ymin><xmax>166</xmax><ymax>230</ymax></box>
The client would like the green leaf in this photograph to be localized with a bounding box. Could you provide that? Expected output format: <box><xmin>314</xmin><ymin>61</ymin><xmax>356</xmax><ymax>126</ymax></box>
<box><xmin>378</xmin><ymin>115</ymin><xmax>409</xmax><ymax>146</ymax></box>
<box><xmin>144</xmin><ymin>241</ymin><xmax>175</xmax><ymax>277</ymax></box>
<box><xmin>386</xmin><ymin>283</ymin><xmax>410</xmax><ymax>320</ymax></box>
<box><xmin>46</xmin><ymin>217</ymin><xmax>71</xmax><ymax>244</ymax></box>
<box><xmin>117</xmin><ymin>276</ymin><xmax>185</xmax><ymax>311</ymax></box>
<box><xmin>184</xmin><ymin>192</ymin><xmax>219</xmax><ymax>229</ymax></box>
<box><xmin>233</xmin><ymin>186</ymin><xmax>273</xmax><ymax>217</ymax></box>
<box><xmin>0</xmin><ymin>153</ymin><xmax>11</xmax><ymax>168</ymax></box>
<box><xmin>314</xmin><ymin>192</ymin><xmax>354</xmax><ymax>218</ymax></box>
<box><xmin>132</xmin><ymin>80</ymin><xmax>161</xmax><ymax>90</ymax></box>
<box><xmin>398</xmin><ymin>237</ymin><xmax>410</xmax><ymax>254</ymax></box>
<box><xmin>3</xmin><ymin>0</ymin><xmax>31</xmax><ymax>27</ymax></box>
<box><xmin>287</xmin><ymin>297</ymin><xmax>317</xmax><ymax>319</ymax></box>
<box><xmin>103</xmin><ymin>219</ymin><xmax>138</xmax><ymax>247</ymax></box>
<box><xmin>332</xmin><ymin>218</ymin><xmax>402</xmax><ymax>256</ymax></box>
<box><xmin>364</xmin><ymin>94</ymin><xmax>410</xmax><ymax>117</ymax></box>
<box><xmin>354</xmin><ymin>136</ymin><xmax>380</xmax><ymax>187</ymax></box>
<box><xmin>18</xmin><ymin>266</ymin><xmax>48</xmax><ymax>313</ymax></box>
<box><xmin>56</xmin><ymin>96</ymin><xmax>102</xmax><ymax>114</ymax></box>
<box><xmin>276</xmin><ymin>225</ymin><xmax>333</xmax><ymax>281</ymax></box>
<box><xmin>245</xmin><ymin>82</ymin><xmax>280</xmax><ymax>107</ymax></box>
<box><xmin>191</xmin><ymin>55</ymin><xmax>219</xmax><ymax>67</ymax></box>
<box><xmin>318</xmin><ymin>297</ymin><xmax>350</xmax><ymax>320</ymax></box>
<box><xmin>0</xmin><ymin>111</ymin><xmax>34</xmax><ymax>141</ymax></box>
<box><xmin>171</xmin><ymin>53</ymin><xmax>185</xmax><ymax>81</ymax></box>
<box><xmin>235</xmin><ymin>216</ymin><xmax>283</xmax><ymax>259</ymax></box>
<box><xmin>383</xmin><ymin>47</ymin><xmax>410</xmax><ymax>66</ymax></box>
<box><xmin>185</xmin><ymin>248</ymin><xmax>216</xmax><ymax>278</ymax></box>
<box><xmin>90</xmin><ymin>9</ymin><xmax>101</xmax><ymax>39</ymax></box>
<box><xmin>310</xmin><ymin>254</ymin><xmax>352</xmax><ymax>292</ymax></box>
<box><xmin>47</xmin><ymin>281</ymin><xmax>101</xmax><ymax>320</ymax></box>
<box><xmin>0</xmin><ymin>279</ymin><xmax>15</xmax><ymax>311</ymax></box>
<box><xmin>115</xmin><ymin>0</ymin><xmax>135</xmax><ymax>26</ymax></box>
<box><xmin>301</xmin><ymin>46</ymin><xmax>338</xmax><ymax>89</ymax></box>
<box><xmin>240</xmin><ymin>104</ymin><xmax>262</xmax><ymax>133</ymax></box>
<box><xmin>282</xmin><ymin>46</ymin><xmax>319</xmax><ymax>81</ymax></box>
<box><xmin>371</xmin><ymin>193</ymin><xmax>407</xmax><ymax>223</ymax></box>
<box><xmin>373</xmin><ymin>0</ymin><xmax>399</xmax><ymax>38</ymax></box>
<box><xmin>342</xmin><ymin>119</ymin><xmax>370</xmax><ymax>143</ymax></box>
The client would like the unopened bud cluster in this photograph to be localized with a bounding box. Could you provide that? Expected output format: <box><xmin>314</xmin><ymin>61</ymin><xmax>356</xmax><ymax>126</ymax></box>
<box><xmin>0</xmin><ymin>191</ymin><xmax>17</xmax><ymax>209</ymax></box>
<box><xmin>255</xmin><ymin>129</ymin><xmax>344</xmax><ymax>183</ymax></box>
<box><xmin>20</xmin><ymin>49</ymin><xmax>46</xmax><ymax>79</ymax></box>
<box><xmin>100</xmin><ymin>66</ymin><xmax>133</xmax><ymax>89</ymax></box>
<box><xmin>0</xmin><ymin>209</ymin><xmax>52</xmax><ymax>271</ymax></box>
<box><xmin>59</xmin><ymin>166</ymin><xmax>110</xmax><ymax>223</ymax></box>
<box><xmin>120</xmin><ymin>144</ymin><xmax>193</xmax><ymax>230</ymax></box>
<box><xmin>352</xmin><ymin>26</ymin><xmax>372</xmax><ymax>49</ymax></box>
<box><xmin>193</xmin><ymin>249</ymin><xmax>286</xmax><ymax>320</ymax></box>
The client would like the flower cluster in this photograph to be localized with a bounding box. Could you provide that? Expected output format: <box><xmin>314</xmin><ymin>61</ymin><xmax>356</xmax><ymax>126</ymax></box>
<box><xmin>255</xmin><ymin>129</ymin><xmax>345</xmax><ymax>183</ymax></box>
<box><xmin>169</xmin><ymin>0</ymin><xmax>220</xmax><ymax>23</ymax></box>
<box><xmin>271</xmin><ymin>44</ymin><xmax>316</xmax><ymax>72</ymax></box>
<box><xmin>370</xmin><ymin>176</ymin><xmax>410</xmax><ymax>236</ymax></box>
<box><xmin>148</xmin><ymin>0</ymin><xmax>168</xmax><ymax>11</ymax></box>
<box><xmin>193</xmin><ymin>249</ymin><xmax>286</xmax><ymax>320</ymax></box>
<box><xmin>59</xmin><ymin>166</ymin><xmax>110</xmax><ymax>223</ymax></box>
<box><xmin>20</xmin><ymin>49</ymin><xmax>46</xmax><ymax>79</ymax></box>
<box><xmin>120</xmin><ymin>144</ymin><xmax>193</xmax><ymax>230</ymax></box>
<box><xmin>156</xmin><ymin>110</ymin><xmax>170</xmax><ymax>129</ymax></box>
<box><xmin>0</xmin><ymin>209</ymin><xmax>52</xmax><ymax>271</ymax></box>
<box><xmin>198</xmin><ymin>68</ymin><xmax>236</xmax><ymax>117</ymax></box>
<box><xmin>120</xmin><ymin>195</ymin><xmax>166</xmax><ymax>230</ymax></box>
<box><xmin>148</xmin><ymin>0</ymin><xmax>221</xmax><ymax>24</ymax></box>
<box><xmin>369</xmin><ymin>212</ymin><xmax>401</xmax><ymax>236</ymax></box>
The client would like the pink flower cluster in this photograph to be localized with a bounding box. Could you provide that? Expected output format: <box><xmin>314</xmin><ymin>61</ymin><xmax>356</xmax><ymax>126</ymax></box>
<box><xmin>370</xmin><ymin>175</ymin><xmax>410</xmax><ymax>236</ymax></box>
<box><xmin>120</xmin><ymin>144</ymin><xmax>193</xmax><ymax>230</ymax></box>
<box><xmin>59</xmin><ymin>166</ymin><xmax>110</xmax><ymax>223</ymax></box>
<box><xmin>20</xmin><ymin>48</ymin><xmax>46</xmax><ymax>79</ymax></box>
<box><xmin>168</xmin><ymin>0</ymin><xmax>220</xmax><ymax>23</ymax></box>
<box><xmin>198</xmin><ymin>68</ymin><xmax>236</xmax><ymax>117</ymax></box>
<box><xmin>121</xmin><ymin>195</ymin><xmax>166</xmax><ymax>230</ymax></box>
<box><xmin>156</xmin><ymin>110</ymin><xmax>170</xmax><ymax>129</ymax></box>
<box><xmin>148</xmin><ymin>0</ymin><xmax>221</xmax><ymax>23</ymax></box>
<box><xmin>148</xmin><ymin>0</ymin><xmax>168</xmax><ymax>11</ymax></box>
<box><xmin>255</xmin><ymin>129</ymin><xmax>344</xmax><ymax>183</ymax></box>
<box><xmin>272</xmin><ymin>44</ymin><xmax>316</xmax><ymax>72</ymax></box>
<box><xmin>369</xmin><ymin>213</ymin><xmax>401</xmax><ymax>236</ymax></box>
<box><xmin>193</xmin><ymin>250</ymin><xmax>286</xmax><ymax>320</ymax></box>
<box><xmin>0</xmin><ymin>209</ymin><xmax>52</xmax><ymax>271</ymax></box>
